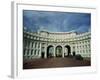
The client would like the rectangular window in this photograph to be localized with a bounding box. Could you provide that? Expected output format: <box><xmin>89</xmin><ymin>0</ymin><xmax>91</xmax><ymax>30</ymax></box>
<box><xmin>31</xmin><ymin>50</ymin><xmax>33</xmax><ymax>55</ymax></box>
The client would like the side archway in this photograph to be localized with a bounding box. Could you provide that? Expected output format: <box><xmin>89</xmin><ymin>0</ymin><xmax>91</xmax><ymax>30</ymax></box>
<box><xmin>47</xmin><ymin>45</ymin><xmax>54</xmax><ymax>58</ymax></box>
<box><xmin>64</xmin><ymin>45</ymin><xmax>71</xmax><ymax>57</ymax></box>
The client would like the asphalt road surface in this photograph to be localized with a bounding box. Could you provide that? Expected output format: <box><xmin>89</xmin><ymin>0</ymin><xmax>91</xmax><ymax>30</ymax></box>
<box><xmin>23</xmin><ymin>57</ymin><xmax>90</xmax><ymax>69</ymax></box>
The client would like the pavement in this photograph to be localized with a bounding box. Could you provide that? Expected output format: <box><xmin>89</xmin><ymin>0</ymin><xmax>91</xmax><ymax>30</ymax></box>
<box><xmin>23</xmin><ymin>57</ymin><xmax>90</xmax><ymax>69</ymax></box>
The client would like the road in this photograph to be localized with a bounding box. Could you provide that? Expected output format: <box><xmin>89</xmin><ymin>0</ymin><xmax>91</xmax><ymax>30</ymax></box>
<box><xmin>23</xmin><ymin>57</ymin><xmax>90</xmax><ymax>69</ymax></box>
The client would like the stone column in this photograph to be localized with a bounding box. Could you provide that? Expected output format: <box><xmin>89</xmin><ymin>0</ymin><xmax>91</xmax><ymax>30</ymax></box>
<box><xmin>35</xmin><ymin>50</ymin><xmax>37</xmax><ymax>56</ymax></box>
<box><xmin>29</xmin><ymin>41</ymin><xmax>32</xmax><ymax>49</ymax></box>
<box><xmin>31</xmin><ymin>42</ymin><xmax>33</xmax><ymax>48</ymax></box>
<box><xmin>24</xmin><ymin>49</ymin><xmax>27</xmax><ymax>59</ymax></box>
<box><xmin>32</xmin><ymin>49</ymin><xmax>34</xmax><ymax>56</ymax></box>
<box><xmin>75</xmin><ymin>43</ymin><xmax>77</xmax><ymax>55</ymax></box>
<box><xmin>36</xmin><ymin>42</ymin><xmax>38</xmax><ymax>49</ymax></box>
<box><xmin>34</xmin><ymin>42</ymin><xmax>36</xmax><ymax>49</ymax></box>
<box><xmin>29</xmin><ymin>42</ymin><xmax>32</xmax><ymax>59</ymax></box>
<box><xmin>25</xmin><ymin>49</ymin><xmax>28</xmax><ymax>59</ymax></box>
<box><xmin>54</xmin><ymin>45</ymin><xmax>56</xmax><ymax>57</ymax></box>
<box><xmin>32</xmin><ymin>42</ymin><xmax>35</xmax><ymax>56</ymax></box>
<box><xmin>62</xmin><ymin>46</ymin><xmax>64</xmax><ymax>58</ymax></box>
<box><xmin>36</xmin><ymin>42</ymin><xmax>38</xmax><ymax>56</ymax></box>
<box><xmin>44</xmin><ymin>44</ymin><xmax>47</xmax><ymax>58</ymax></box>
<box><xmin>39</xmin><ymin>43</ymin><xmax>41</xmax><ymax>58</ymax></box>
<box><xmin>71</xmin><ymin>45</ymin><xmax>73</xmax><ymax>55</ymax></box>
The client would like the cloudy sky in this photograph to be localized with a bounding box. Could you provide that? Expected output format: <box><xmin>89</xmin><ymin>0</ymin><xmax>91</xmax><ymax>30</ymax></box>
<box><xmin>23</xmin><ymin>10</ymin><xmax>91</xmax><ymax>33</ymax></box>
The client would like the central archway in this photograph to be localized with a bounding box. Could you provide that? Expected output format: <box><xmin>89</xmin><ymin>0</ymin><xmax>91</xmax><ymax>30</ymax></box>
<box><xmin>64</xmin><ymin>45</ymin><xmax>71</xmax><ymax>57</ymax></box>
<box><xmin>56</xmin><ymin>45</ymin><xmax>62</xmax><ymax>57</ymax></box>
<box><xmin>47</xmin><ymin>45</ymin><xmax>54</xmax><ymax>58</ymax></box>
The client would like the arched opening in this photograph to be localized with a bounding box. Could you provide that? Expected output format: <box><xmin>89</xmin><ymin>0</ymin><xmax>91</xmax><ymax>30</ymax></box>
<box><xmin>47</xmin><ymin>45</ymin><xmax>54</xmax><ymax>58</ymax></box>
<box><xmin>41</xmin><ymin>52</ymin><xmax>45</xmax><ymax>58</ymax></box>
<box><xmin>64</xmin><ymin>45</ymin><xmax>71</xmax><ymax>57</ymax></box>
<box><xmin>56</xmin><ymin>45</ymin><xmax>62</xmax><ymax>57</ymax></box>
<box><xmin>41</xmin><ymin>46</ymin><xmax>45</xmax><ymax>58</ymax></box>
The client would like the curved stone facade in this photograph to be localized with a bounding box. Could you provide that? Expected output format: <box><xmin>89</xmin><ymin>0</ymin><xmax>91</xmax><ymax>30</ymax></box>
<box><xmin>23</xmin><ymin>30</ymin><xmax>91</xmax><ymax>60</ymax></box>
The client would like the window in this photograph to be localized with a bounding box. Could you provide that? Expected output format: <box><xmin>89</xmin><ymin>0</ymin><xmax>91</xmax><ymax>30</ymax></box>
<box><xmin>83</xmin><ymin>45</ymin><xmax>84</xmax><ymax>48</ymax></box>
<box><xmin>35</xmin><ymin>43</ymin><xmax>37</xmax><ymax>48</ymax></box>
<box><xmin>27</xmin><ymin>49</ymin><xmax>29</xmax><ymax>55</ymax></box>
<box><xmin>31</xmin><ymin>50</ymin><xmax>33</xmax><ymax>55</ymax></box>
<box><xmin>34</xmin><ymin>50</ymin><xmax>37</xmax><ymax>55</ymax></box>
<box><xmin>31</xmin><ymin>42</ymin><xmax>34</xmax><ymax>48</ymax></box>
<box><xmin>23</xmin><ymin>40</ymin><xmax>27</xmax><ymax>47</ymax></box>
<box><xmin>73</xmin><ymin>46</ymin><xmax>75</xmax><ymax>49</ymax></box>
<box><xmin>85</xmin><ymin>45</ymin><xmax>87</xmax><ymax>48</ymax></box>
<box><xmin>38</xmin><ymin>50</ymin><xmax>40</xmax><ymax>55</ymax></box>
<box><xmin>38</xmin><ymin>43</ymin><xmax>40</xmax><ymax>48</ymax></box>
<box><xmin>27</xmin><ymin>41</ymin><xmax>30</xmax><ymax>48</ymax></box>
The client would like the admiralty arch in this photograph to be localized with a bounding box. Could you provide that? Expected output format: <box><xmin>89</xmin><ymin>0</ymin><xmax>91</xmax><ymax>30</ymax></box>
<box><xmin>23</xmin><ymin>30</ymin><xmax>91</xmax><ymax>60</ymax></box>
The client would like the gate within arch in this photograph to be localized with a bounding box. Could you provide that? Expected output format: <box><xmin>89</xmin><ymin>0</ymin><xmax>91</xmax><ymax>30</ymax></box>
<box><xmin>56</xmin><ymin>45</ymin><xmax>62</xmax><ymax>57</ymax></box>
<box><xmin>64</xmin><ymin>45</ymin><xmax>71</xmax><ymax>57</ymax></box>
<box><xmin>47</xmin><ymin>45</ymin><xmax>54</xmax><ymax>58</ymax></box>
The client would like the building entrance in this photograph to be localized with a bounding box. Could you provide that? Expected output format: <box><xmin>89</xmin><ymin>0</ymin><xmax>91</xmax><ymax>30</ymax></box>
<box><xmin>56</xmin><ymin>46</ymin><xmax>62</xmax><ymax>57</ymax></box>
<box><xmin>64</xmin><ymin>45</ymin><xmax>71</xmax><ymax>57</ymax></box>
<box><xmin>47</xmin><ymin>45</ymin><xmax>54</xmax><ymax>58</ymax></box>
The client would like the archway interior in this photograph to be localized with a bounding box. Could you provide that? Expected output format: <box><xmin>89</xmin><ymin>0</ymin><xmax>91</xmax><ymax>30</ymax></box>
<box><xmin>47</xmin><ymin>45</ymin><xmax>54</xmax><ymax>58</ymax></box>
<box><xmin>56</xmin><ymin>46</ymin><xmax>62</xmax><ymax>57</ymax></box>
<box><xmin>64</xmin><ymin>45</ymin><xmax>71</xmax><ymax>56</ymax></box>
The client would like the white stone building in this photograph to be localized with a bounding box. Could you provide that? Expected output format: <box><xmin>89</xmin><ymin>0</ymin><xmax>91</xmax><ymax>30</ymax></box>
<box><xmin>23</xmin><ymin>30</ymin><xmax>91</xmax><ymax>60</ymax></box>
